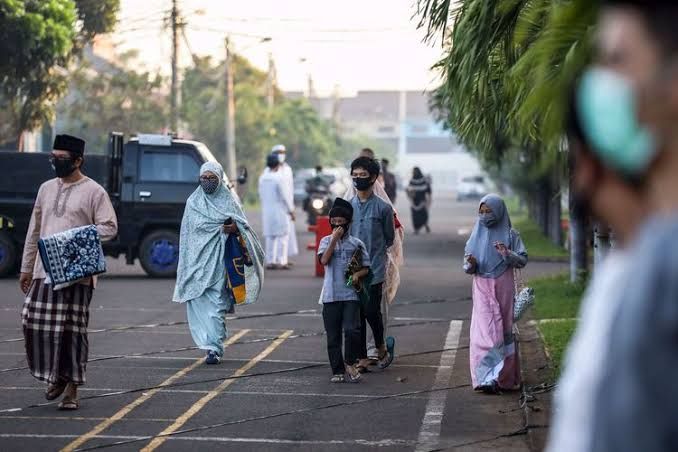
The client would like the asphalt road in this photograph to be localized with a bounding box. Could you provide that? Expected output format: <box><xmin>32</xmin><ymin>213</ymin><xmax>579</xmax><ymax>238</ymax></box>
<box><xmin>0</xmin><ymin>194</ymin><xmax>564</xmax><ymax>452</ymax></box>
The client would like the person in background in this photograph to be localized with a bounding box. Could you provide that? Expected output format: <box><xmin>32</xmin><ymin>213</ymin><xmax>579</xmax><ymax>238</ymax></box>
<box><xmin>271</xmin><ymin>144</ymin><xmax>298</xmax><ymax>263</ymax></box>
<box><xmin>259</xmin><ymin>154</ymin><xmax>295</xmax><ymax>270</ymax></box>
<box><xmin>406</xmin><ymin>167</ymin><xmax>432</xmax><ymax>234</ymax></box>
<box><xmin>349</xmin><ymin>156</ymin><xmax>396</xmax><ymax>371</ymax></box>
<box><xmin>174</xmin><ymin>161</ymin><xmax>264</xmax><ymax>365</ymax></box>
<box><xmin>318</xmin><ymin>198</ymin><xmax>368</xmax><ymax>383</ymax></box>
<box><xmin>20</xmin><ymin>134</ymin><xmax>118</xmax><ymax>410</ymax></box>
<box><xmin>381</xmin><ymin>158</ymin><xmax>397</xmax><ymax>203</ymax></box>
<box><xmin>545</xmin><ymin>85</ymin><xmax>650</xmax><ymax>452</ymax></box>
<box><xmin>464</xmin><ymin>194</ymin><xmax>527</xmax><ymax>394</ymax></box>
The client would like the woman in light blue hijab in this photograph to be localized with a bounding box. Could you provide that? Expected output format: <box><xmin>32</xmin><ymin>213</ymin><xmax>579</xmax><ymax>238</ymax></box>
<box><xmin>173</xmin><ymin>161</ymin><xmax>265</xmax><ymax>364</ymax></box>
<box><xmin>464</xmin><ymin>194</ymin><xmax>527</xmax><ymax>393</ymax></box>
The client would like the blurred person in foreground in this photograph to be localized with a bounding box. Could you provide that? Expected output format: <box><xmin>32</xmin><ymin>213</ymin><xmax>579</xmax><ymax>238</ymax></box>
<box><xmin>406</xmin><ymin>167</ymin><xmax>432</xmax><ymax>234</ymax></box>
<box><xmin>562</xmin><ymin>1</ymin><xmax>678</xmax><ymax>450</ymax></box>
<box><xmin>545</xmin><ymin>87</ymin><xmax>649</xmax><ymax>452</ymax></box>
<box><xmin>344</xmin><ymin>148</ymin><xmax>404</xmax><ymax>363</ymax></box>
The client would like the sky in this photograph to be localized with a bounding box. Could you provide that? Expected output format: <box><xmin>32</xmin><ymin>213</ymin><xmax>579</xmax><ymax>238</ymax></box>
<box><xmin>114</xmin><ymin>0</ymin><xmax>445</xmax><ymax>95</ymax></box>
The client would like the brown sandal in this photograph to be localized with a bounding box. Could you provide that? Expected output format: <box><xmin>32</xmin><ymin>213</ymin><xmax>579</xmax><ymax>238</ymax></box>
<box><xmin>45</xmin><ymin>380</ymin><xmax>68</xmax><ymax>401</ymax></box>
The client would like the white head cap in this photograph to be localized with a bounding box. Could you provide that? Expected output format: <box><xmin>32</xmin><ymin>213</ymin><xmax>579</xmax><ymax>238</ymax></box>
<box><xmin>271</xmin><ymin>144</ymin><xmax>286</xmax><ymax>153</ymax></box>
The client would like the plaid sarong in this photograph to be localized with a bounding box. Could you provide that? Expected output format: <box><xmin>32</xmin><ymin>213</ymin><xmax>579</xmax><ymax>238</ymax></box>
<box><xmin>21</xmin><ymin>280</ymin><xmax>93</xmax><ymax>385</ymax></box>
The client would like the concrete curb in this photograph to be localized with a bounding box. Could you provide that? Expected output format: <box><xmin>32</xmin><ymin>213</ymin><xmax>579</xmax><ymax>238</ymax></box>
<box><xmin>517</xmin><ymin>317</ymin><xmax>554</xmax><ymax>451</ymax></box>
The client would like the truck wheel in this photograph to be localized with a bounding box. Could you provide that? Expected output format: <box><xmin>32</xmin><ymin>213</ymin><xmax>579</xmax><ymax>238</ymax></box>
<box><xmin>0</xmin><ymin>232</ymin><xmax>17</xmax><ymax>278</ymax></box>
<box><xmin>139</xmin><ymin>230</ymin><xmax>180</xmax><ymax>278</ymax></box>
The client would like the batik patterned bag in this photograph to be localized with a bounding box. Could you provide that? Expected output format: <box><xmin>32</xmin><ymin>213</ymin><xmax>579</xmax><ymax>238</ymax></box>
<box><xmin>38</xmin><ymin>224</ymin><xmax>106</xmax><ymax>290</ymax></box>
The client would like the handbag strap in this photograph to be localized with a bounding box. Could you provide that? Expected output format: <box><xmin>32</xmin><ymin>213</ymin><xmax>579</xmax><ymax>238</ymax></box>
<box><xmin>514</xmin><ymin>268</ymin><xmax>525</xmax><ymax>293</ymax></box>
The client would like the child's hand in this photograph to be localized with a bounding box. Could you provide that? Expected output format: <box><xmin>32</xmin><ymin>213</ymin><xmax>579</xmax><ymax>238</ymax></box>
<box><xmin>331</xmin><ymin>226</ymin><xmax>344</xmax><ymax>241</ymax></box>
<box><xmin>352</xmin><ymin>272</ymin><xmax>362</xmax><ymax>287</ymax></box>
<box><xmin>494</xmin><ymin>241</ymin><xmax>509</xmax><ymax>257</ymax></box>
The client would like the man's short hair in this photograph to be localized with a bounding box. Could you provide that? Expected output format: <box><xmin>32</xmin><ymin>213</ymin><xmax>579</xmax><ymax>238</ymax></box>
<box><xmin>602</xmin><ymin>0</ymin><xmax>678</xmax><ymax>56</ymax></box>
<box><xmin>351</xmin><ymin>156</ymin><xmax>380</xmax><ymax>177</ymax></box>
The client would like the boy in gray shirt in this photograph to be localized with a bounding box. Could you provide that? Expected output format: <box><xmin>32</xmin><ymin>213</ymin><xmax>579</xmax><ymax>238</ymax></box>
<box><xmin>318</xmin><ymin>198</ymin><xmax>370</xmax><ymax>383</ymax></box>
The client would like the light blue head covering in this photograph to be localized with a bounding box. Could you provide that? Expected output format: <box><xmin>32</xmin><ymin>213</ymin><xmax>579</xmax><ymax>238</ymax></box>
<box><xmin>464</xmin><ymin>194</ymin><xmax>513</xmax><ymax>279</ymax></box>
<box><xmin>173</xmin><ymin>161</ymin><xmax>264</xmax><ymax>303</ymax></box>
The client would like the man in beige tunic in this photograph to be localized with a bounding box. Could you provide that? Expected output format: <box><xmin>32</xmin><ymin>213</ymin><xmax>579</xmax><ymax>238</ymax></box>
<box><xmin>19</xmin><ymin>134</ymin><xmax>117</xmax><ymax>410</ymax></box>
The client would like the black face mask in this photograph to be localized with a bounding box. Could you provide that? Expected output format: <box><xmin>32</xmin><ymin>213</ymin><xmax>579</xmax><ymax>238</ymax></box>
<box><xmin>352</xmin><ymin>176</ymin><xmax>373</xmax><ymax>191</ymax></box>
<box><xmin>51</xmin><ymin>157</ymin><xmax>77</xmax><ymax>178</ymax></box>
<box><xmin>330</xmin><ymin>223</ymin><xmax>350</xmax><ymax>236</ymax></box>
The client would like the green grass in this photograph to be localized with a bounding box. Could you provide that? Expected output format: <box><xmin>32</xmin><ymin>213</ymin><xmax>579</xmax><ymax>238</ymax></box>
<box><xmin>528</xmin><ymin>273</ymin><xmax>587</xmax><ymax>378</ymax></box>
<box><xmin>538</xmin><ymin>319</ymin><xmax>578</xmax><ymax>377</ymax></box>
<box><xmin>512</xmin><ymin>217</ymin><xmax>568</xmax><ymax>260</ymax></box>
<box><xmin>531</xmin><ymin>273</ymin><xmax>586</xmax><ymax>320</ymax></box>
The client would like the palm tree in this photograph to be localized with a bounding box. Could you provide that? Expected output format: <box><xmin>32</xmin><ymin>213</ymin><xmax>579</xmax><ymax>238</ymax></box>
<box><xmin>417</xmin><ymin>0</ymin><xmax>597</xmax><ymax>281</ymax></box>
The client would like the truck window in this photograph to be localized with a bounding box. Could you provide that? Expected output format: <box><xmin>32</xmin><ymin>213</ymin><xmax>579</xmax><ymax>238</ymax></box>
<box><xmin>139</xmin><ymin>148</ymin><xmax>200</xmax><ymax>183</ymax></box>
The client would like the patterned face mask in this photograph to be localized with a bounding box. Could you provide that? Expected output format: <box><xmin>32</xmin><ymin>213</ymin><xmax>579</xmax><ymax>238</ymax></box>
<box><xmin>200</xmin><ymin>177</ymin><xmax>220</xmax><ymax>194</ymax></box>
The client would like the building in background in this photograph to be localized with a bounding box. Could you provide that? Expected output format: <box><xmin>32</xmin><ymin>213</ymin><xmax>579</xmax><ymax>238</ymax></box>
<box><xmin>287</xmin><ymin>90</ymin><xmax>483</xmax><ymax>192</ymax></box>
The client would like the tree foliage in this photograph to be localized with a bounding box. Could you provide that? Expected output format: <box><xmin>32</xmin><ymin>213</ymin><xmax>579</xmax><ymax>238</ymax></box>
<box><xmin>0</xmin><ymin>0</ymin><xmax>119</xmax><ymax>148</ymax></box>
<box><xmin>57</xmin><ymin>52</ymin><xmax>168</xmax><ymax>153</ymax></box>
<box><xmin>417</xmin><ymin>0</ymin><xmax>597</xmax><ymax>185</ymax></box>
<box><xmin>180</xmin><ymin>55</ymin><xmax>343</xmax><ymax>174</ymax></box>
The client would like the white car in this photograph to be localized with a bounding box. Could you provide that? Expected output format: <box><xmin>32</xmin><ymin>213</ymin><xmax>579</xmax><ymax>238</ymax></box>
<box><xmin>457</xmin><ymin>175</ymin><xmax>488</xmax><ymax>201</ymax></box>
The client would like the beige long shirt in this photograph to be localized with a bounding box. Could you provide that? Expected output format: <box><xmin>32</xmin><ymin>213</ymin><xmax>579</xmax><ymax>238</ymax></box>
<box><xmin>21</xmin><ymin>176</ymin><xmax>118</xmax><ymax>287</ymax></box>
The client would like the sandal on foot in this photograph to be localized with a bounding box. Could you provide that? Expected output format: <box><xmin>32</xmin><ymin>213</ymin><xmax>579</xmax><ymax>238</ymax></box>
<box><xmin>356</xmin><ymin>359</ymin><xmax>373</xmax><ymax>373</ymax></box>
<box><xmin>378</xmin><ymin>338</ymin><xmax>395</xmax><ymax>369</ymax></box>
<box><xmin>57</xmin><ymin>398</ymin><xmax>79</xmax><ymax>410</ymax></box>
<box><xmin>45</xmin><ymin>380</ymin><xmax>68</xmax><ymax>401</ymax></box>
<box><xmin>345</xmin><ymin>365</ymin><xmax>362</xmax><ymax>383</ymax></box>
<box><xmin>330</xmin><ymin>374</ymin><xmax>345</xmax><ymax>383</ymax></box>
<box><xmin>205</xmin><ymin>351</ymin><xmax>221</xmax><ymax>365</ymax></box>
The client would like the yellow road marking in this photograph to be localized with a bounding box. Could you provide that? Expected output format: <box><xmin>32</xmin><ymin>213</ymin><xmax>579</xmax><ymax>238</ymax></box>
<box><xmin>60</xmin><ymin>329</ymin><xmax>250</xmax><ymax>452</ymax></box>
<box><xmin>1</xmin><ymin>415</ymin><xmax>176</xmax><ymax>423</ymax></box>
<box><xmin>141</xmin><ymin>330</ymin><xmax>294</xmax><ymax>452</ymax></box>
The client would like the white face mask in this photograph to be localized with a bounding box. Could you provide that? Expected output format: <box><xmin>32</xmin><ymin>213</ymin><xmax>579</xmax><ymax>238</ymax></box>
<box><xmin>277</xmin><ymin>153</ymin><xmax>286</xmax><ymax>163</ymax></box>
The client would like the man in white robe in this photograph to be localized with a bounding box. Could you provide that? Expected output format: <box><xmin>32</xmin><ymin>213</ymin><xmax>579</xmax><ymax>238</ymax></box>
<box><xmin>259</xmin><ymin>154</ymin><xmax>295</xmax><ymax>269</ymax></box>
<box><xmin>271</xmin><ymin>144</ymin><xmax>298</xmax><ymax>260</ymax></box>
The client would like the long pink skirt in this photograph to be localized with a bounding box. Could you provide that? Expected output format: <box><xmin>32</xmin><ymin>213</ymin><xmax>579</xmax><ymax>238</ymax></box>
<box><xmin>469</xmin><ymin>270</ymin><xmax>520</xmax><ymax>390</ymax></box>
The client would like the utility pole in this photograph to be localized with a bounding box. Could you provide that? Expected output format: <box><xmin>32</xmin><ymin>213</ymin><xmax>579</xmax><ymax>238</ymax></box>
<box><xmin>266</xmin><ymin>52</ymin><xmax>276</xmax><ymax>110</ymax></box>
<box><xmin>224</xmin><ymin>36</ymin><xmax>237</xmax><ymax>181</ymax></box>
<box><xmin>170</xmin><ymin>0</ymin><xmax>179</xmax><ymax>132</ymax></box>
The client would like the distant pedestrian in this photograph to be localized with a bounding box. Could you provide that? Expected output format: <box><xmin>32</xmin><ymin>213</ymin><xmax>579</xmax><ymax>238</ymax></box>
<box><xmin>406</xmin><ymin>167</ymin><xmax>432</xmax><ymax>234</ymax></box>
<box><xmin>20</xmin><ymin>134</ymin><xmax>118</xmax><ymax>410</ymax></box>
<box><xmin>318</xmin><ymin>198</ymin><xmax>368</xmax><ymax>383</ymax></box>
<box><xmin>381</xmin><ymin>158</ymin><xmax>398</xmax><ymax>203</ymax></box>
<box><xmin>349</xmin><ymin>156</ymin><xmax>395</xmax><ymax>371</ymax></box>
<box><xmin>464</xmin><ymin>194</ymin><xmax>527</xmax><ymax>394</ymax></box>
<box><xmin>259</xmin><ymin>154</ymin><xmax>295</xmax><ymax>269</ymax></box>
<box><xmin>173</xmin><ymin>161</ymin><xmax>264</xmax><ymax>365</ymax></box>
<box><xmin>269</xmin><ymin>144</ymin><xmax>298</xmax><ymax>262</ymax></box>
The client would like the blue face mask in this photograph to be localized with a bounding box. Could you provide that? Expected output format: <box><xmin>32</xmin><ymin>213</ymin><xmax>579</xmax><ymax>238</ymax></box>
<box><xmin>479</xmin><ymin>212</ymin><xmax>497</xmax><ymax>227</ymax></box>
<box><xmin>577</xmin><ymin>68</ymin><xmax>657</xmax><ymax>176</ymax></box>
